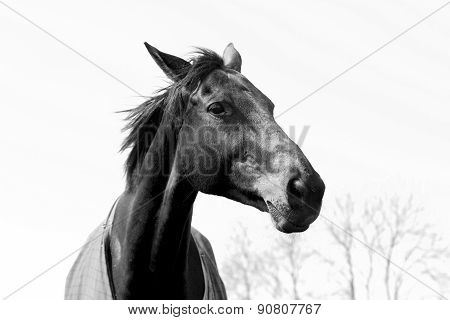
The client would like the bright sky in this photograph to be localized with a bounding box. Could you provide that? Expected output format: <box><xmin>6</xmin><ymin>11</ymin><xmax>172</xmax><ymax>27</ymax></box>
<box><xmin>0</xmin><ymin>0</ymin><xmax>449</xmax><ymax>299</ymax></box>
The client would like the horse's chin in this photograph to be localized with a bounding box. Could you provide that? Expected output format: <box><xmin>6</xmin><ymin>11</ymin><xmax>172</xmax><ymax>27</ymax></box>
<box><xmin>220</xmin><ymin>190</ymin><xmax>314</xmax><ymax>233</ymax></box>
<box><xmin>266</xmin><ymin>201</ymin><xmax>313</xmax><ymax>233</ymax></box>
<box><xmin>272</xmin><ymin>216</ymin><xmax>310</xmax><ymax>233</ymax></box>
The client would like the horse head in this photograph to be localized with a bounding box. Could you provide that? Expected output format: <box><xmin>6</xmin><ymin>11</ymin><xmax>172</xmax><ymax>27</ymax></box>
<box><xmin>140</xmin><ymin>43</ymin><xmax>325</xmax><ymax>233</ymax></box>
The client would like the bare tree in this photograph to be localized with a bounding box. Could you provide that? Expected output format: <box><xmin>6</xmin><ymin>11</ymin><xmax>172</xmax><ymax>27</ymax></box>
<box><xmin>221</xmin><ymin>221</ymin><xmax>321</xmax><ymax>299</ymax></box>
<box><xmin>221</xmin><ymin>194</ymin><xmax>449</xmax><ymax>299</ymax></box>
<box><xmin>274</xmin><ymin>233</ymin><xmax>318</xmax><ymax>299</ymax></box>
<box><xmin>327</xmin><ymin>195</ymin><xmax>357</xmax><ymax>299</ymax></box>
<box><xmin>220</xmin><ymin>223</ymin><xmax>268</xmax><ymax>299</ymax></box>
<box><xmin>327</xmin><ymin>194</ymin><xmax>450</xmax><ymax>299</ymax></box>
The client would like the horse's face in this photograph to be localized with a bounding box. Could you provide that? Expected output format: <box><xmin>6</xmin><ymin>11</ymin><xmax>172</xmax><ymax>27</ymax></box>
<box><xmin>146</xmin><ymin>43</ymin><xmax>325</xmax><ymax>233</ymax></box>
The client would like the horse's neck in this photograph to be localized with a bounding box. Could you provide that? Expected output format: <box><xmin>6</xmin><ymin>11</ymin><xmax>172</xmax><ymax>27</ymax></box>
<box><xmin>110</xmin><ymin>129</ymin><xmax>198</xmax><ymax>299</ymax></box>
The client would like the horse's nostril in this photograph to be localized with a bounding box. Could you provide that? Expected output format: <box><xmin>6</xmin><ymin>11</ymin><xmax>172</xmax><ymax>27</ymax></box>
<box><xmin>288</xmin><ymin>178</ymin><xmax>306</xmax><ymax>199</ymax></box>
<box><xmin>287</xmin><ymin>174</ymin><xmax>325</xmax><ymax>210</ymax></box>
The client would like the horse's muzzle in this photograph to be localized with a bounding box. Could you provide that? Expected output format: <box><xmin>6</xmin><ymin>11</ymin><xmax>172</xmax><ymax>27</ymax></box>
<box><xmin>282</xmin><ymin>172</ymin><xmax>325</xmax><ymax>233</ymax></box>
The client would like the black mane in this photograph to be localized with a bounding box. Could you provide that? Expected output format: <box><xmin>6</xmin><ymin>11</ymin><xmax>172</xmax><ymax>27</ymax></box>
<box><xmin>120</xmin><ymin>48</ymin><xmax>224</xmax><ymax>187</ymax></box>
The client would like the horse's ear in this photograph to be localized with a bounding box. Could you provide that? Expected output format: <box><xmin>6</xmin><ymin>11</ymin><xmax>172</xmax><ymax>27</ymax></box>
<box><xmin>144</xmin><ymin>42</ymin><xmax>191</xmax><ymax>82</ymax></box>
<box><xmin>223</xmin><ymin>43</ymin><xmax>242</xmax><ymax>72</ymax></box>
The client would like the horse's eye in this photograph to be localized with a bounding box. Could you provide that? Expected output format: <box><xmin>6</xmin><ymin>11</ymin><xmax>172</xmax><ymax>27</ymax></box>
<box><xmin>207</xmin><ymin>102</ymin><xmax>227</xmax><ymax>116</ymax></box>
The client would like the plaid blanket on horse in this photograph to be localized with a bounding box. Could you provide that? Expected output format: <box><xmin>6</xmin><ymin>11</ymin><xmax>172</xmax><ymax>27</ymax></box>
<box><xmin>65</xmin><ymin>201</ymin><xmax>227</xmax><ymax>299</ymax></box>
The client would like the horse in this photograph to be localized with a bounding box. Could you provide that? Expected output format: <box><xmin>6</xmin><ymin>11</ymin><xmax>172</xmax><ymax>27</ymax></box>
<box><xmin>65</xmin><ymin>42</ymin><xmax>325</xmax><ymax>300</ymax></box>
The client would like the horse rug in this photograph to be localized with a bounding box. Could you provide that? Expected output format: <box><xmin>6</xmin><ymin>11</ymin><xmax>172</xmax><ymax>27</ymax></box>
<box><xmin>64</xmin><ymin>200</ymin><xmax>227</xmax><ymax>299</ymax></box>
